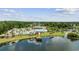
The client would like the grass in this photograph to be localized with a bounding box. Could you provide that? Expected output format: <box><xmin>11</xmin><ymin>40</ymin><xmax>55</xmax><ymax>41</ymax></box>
<box><xmin>50</xmin><ymin>32</ymin><xmax>65</xmax><ymax>37</ymax></box>
<box><xmin>0</xmin><ymin>35</ymin><xmax>28</xmax><ymax>44</ymax></box>
<box><xmin>40</xmin><ymin>32</ymin><xmax>64</xmax><ymax>37</ymax></box>
<box><xmin>0</xmin><ymin>32</ymin><xmax>65</xmax><ymax>44</ymax></box>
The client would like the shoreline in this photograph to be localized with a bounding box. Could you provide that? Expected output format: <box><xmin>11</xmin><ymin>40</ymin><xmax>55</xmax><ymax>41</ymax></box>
<box><xmin>0</xmin><ymin>32</ymin><xmax>65</xmax><ymax>45</ymax></box>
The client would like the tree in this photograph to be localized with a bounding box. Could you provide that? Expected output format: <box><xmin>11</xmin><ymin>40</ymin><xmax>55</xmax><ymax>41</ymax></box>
<box><xmin>67</xmin><ymin>32</ymin><xmax>79</xmax><ymax>41</ymax></box>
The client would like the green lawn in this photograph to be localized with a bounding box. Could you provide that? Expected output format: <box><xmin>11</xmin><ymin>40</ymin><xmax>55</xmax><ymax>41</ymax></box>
<box><xmin>0</xmin><ymin>35</ymin><xmax>29</xmax><ymax>44</ymax></box>
<box><xmin>40</xmin><ymin>32</ymin><xmax>64</xmax><ymax>37</ymax></box>
<box><xmin>0</xmin><ymin>32</ymin><xmax>65</xmax><ymax>44</ymax></box>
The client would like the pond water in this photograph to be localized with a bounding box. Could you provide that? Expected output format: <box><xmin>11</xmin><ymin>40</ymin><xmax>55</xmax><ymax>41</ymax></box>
<box><xmin>0</xmin><ymin>37</ymin><xmax>79</xmax><ymax>51</ymax></box>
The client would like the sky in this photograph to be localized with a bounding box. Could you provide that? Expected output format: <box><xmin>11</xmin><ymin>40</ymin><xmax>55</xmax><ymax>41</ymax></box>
<box><xmin>0</xmin><ymin>8</ymin><xmax>79</xmax><ymax>22</ymax></box>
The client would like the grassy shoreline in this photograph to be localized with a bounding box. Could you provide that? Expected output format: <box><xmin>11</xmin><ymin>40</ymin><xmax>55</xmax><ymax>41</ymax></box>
<box><xmin>0</xmin><ymin>32</ymin><xmax>65</xmax><ymax>44</ymax></box>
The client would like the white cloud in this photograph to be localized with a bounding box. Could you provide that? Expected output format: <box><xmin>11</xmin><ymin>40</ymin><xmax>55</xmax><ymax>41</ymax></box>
<box><xmin>55</xmin><ymin>8</ymin><xmax>63</xmax><ymax>11</ymax></box>
<box><xmin>56</xmin><ymin>8</ymin><xmax>79</xmax><ymax>14</ymax></box>
<box><xmin>63</xmin><ymin>8</ymin><xmax>79</xmax><ymax>14</ymax></box>
<box><xmin>2</xmin><ymin>9</ymin><xmax>16</xmax><ymax>13</ymax></box>
<box><xmin>3</xmin><ymin>13</ymin><xmax>11</xmax><ymax>16</ymax></box>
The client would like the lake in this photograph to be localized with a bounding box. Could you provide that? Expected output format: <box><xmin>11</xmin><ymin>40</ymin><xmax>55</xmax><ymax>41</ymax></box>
<box><xmin>0</xmin><ymin>37</ymin><xmax>79</xmax><ymax>51</ymax></box>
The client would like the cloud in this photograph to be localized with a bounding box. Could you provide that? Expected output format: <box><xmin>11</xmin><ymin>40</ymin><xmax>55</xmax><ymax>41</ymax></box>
<box><xmin>56</xmin><ymin>8</ymin><xmax>79</xmax><ymax>14</ymax></box>
<box><xmin>1</xmin><ymin>9</ymin><xmax>16</xmax><ymax>13</ymax></box>
<box><xmin>55</xmin><ymin>8</ymin><xmax>64</xmax><ymax>11</ymax></box>
<box><xmin>3</xmin><ymin>13</ymin><xmax>12</xmax><ymax>16</ymax></box>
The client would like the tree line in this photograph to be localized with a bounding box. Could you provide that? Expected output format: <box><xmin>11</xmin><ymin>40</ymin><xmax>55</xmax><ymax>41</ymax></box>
<box><xmin>0</xmin><ymin>21</ymin><xmax>78</xmax><ymax>34</ymax></box>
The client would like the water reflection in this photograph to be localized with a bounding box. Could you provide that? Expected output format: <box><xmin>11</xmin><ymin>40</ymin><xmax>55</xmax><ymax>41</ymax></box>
<box><xmin>0</xmin><ymin>37</ymin><xmax>79</xmax><ymax>51</ymax></box>
<box><xmin>45</xmin><ymin>37</ymin><xmax>73</xmax><ymax>51</ymax></box>
<box><xmin>0</xmin><ymin>44</ymin><xmax>15</xmax><ymax>51</ymax></box>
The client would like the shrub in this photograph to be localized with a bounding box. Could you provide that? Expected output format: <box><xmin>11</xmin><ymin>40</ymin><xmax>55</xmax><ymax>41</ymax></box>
<box><xmin>67</xmin><ymin>32</ymin><xmax>79</xmax><ymax>41</ymax></box>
